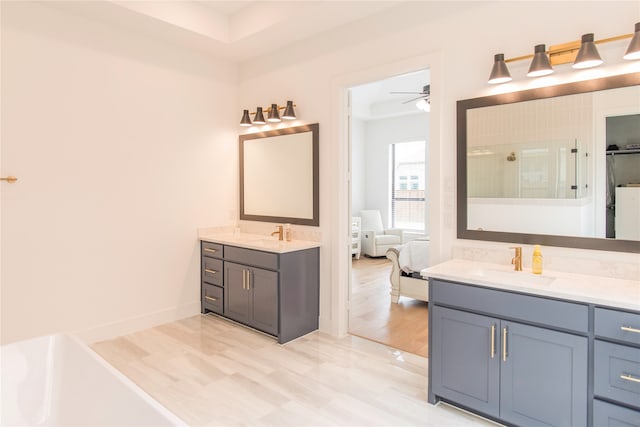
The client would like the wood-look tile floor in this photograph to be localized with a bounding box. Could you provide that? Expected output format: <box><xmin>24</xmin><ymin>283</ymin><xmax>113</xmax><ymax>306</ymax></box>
<box><xmin>349</xmin><ymin>257</ymin><xmax>428</xmax><ymax>357</ymax></box>
<box><xmin>92</xmin><ymin>315</ymin><xmax>497</xmax><ymax>426</ymax></box>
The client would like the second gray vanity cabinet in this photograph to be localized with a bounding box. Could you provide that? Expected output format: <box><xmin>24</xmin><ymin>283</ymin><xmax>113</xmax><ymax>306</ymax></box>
<box><xmin>224</xmin><ymin>261</ymin><xmax>278</xmax><ymax>336</ymax></box>
<box><xmin>429</xmin><ymin>279</ymin><xmax>588</xmax><ymax>427</ymax></box>
<box><xmin>431</xmin><ymin>306</ymin><xmax>500</xmax><ymax>417</ymax></box>
<box><xmin>500</xmin><ymin>321</ymin><xmax>587</xmax><ymax>427</ymax></box>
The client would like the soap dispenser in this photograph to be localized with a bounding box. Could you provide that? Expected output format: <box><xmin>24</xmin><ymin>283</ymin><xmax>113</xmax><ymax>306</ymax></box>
<box><xmin>532</xmin><ymin>245</ymin><xmax>543</xmax><ymax>275</ymax></box>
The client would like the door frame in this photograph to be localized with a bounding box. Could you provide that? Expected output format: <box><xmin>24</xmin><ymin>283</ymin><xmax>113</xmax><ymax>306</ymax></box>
<box><xmin>329</xmin><ymin>52</ymin><xmax>443</xmax><ymax>338</ymax></box>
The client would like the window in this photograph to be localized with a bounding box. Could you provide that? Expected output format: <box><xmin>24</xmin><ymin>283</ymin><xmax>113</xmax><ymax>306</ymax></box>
<box><xmin>391</xmin><ymin>141</ymin><xmax>426</xmax><ymax>230</ymax></box>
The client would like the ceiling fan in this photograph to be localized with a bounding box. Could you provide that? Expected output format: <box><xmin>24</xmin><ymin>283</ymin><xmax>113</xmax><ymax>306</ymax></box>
<box><xmin>390</xmin><ymin>84</ymin><xmax>430</xmax><ymax>111</ymax></box>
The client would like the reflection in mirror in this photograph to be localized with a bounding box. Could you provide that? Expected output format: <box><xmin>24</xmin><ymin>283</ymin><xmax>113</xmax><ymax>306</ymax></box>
<box><xmin>240</xmin><ymin>123</ymin><xmax>319</xmax><ymax>226</ymax></box>
<box><xmin>457</xmin><ymin>73</ymin><xmax>640</xmax><ymax>253</ymax></box>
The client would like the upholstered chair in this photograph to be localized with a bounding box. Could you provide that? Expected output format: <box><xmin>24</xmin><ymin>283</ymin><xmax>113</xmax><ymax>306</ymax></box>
<box><xmin>359</xmin><ymin>210</ymin><xmax>403</xmax><ymax>257</ymax></box>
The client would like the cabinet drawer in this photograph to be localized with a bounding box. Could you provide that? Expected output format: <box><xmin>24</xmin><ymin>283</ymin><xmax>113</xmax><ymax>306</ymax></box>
<box><xmin>224</xmin><ymin>246</ymin><xmax>278</xmax><ymax>270</ymax></box>
<box><xmin>202</xmin><ymin>284</ymin><xmax>223</xmax><ymax>314</ymax></box>
<box><xmin>594</xmin><ymin>399</ymin><xmax>640</xmax><ymax>427</ymax></box>
<box><xmin>202</xmin><ymin>241</ymin><xmax>223</xmax><ymax>259</ymax></box>
<box><xmin>430</xmin><ymin>279</ymin><xmax>588</xmax><ymax>333</ymax></box>
<box><xmin>595</xmin><ymin>308</ymin><xmax>640</xmax><ymax>346</ymax></box>
<box><xmin>202</xmin><ymin>258</ymin><xmax>223</xmax><ymax>285</ymax></box>
<box><xmin>594</xmin><ymin>340</ymin><xmax>640</xmax><ymax>409</ymax></box>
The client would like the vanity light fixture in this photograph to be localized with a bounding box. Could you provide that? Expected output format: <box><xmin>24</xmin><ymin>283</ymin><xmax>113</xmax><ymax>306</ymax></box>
<box><xmin>488</xmin><ymin>53</ymin><xmax>512</xmax><ymax>84</ymax></box>
<box><xmin>239</xmin><ymin>101</ymin><xmax>297</xmax><ymax>126</ymax></box>
<box><xmin>572</xmin><ymin>33</ymin><xmax>602</xmax><ymax>69</ymax></box>
<box><xmin>253</xmin><ymin>107</ymin><xmax>266</xmax><ymax>125</ymax></box>
<box><xmin>282</xmin><ymin>101</ymin><xmax>296</xmax><ymax>120</ymax></box>
<box><xmin>267</xmin><ymin>103</ymin><xmax>281</xmax><ymax>122</ymax></box>
<box><xmin>527</xmin><ymin>44</ymin><xmax>554</xmax><ymax>77</ymax></box>
<box><xmin>488</xmin><ymin>23</ymin><xmax>640</xmax><ymax>84</ymax></box>
<box><xmin>240</xmin><ymin>110</ymin><xmax>252</xmax><ymax>127</ymax></box>
<box><xmin>624</xmin><ymin>23</ymin><xmax>640</xmax><ymax>60</ymax></box>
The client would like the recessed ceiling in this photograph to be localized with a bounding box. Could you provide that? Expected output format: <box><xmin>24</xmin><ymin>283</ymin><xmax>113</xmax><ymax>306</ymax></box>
<box><xmin>66</xmin><ymin>1</ymin><xmax>407</xmax><ymax>62</ymax></box>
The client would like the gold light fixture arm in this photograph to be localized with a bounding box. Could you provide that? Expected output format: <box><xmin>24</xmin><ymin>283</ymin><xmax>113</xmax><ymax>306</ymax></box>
<box><xmin>249</xmin><ymin>103</ymin><xmax>297</xmax><ymax>115</ymax></box>
<box><xmin>504</xmin><ymin>33</ymin><xmax>634</xmax><ymax>66</ymax></box>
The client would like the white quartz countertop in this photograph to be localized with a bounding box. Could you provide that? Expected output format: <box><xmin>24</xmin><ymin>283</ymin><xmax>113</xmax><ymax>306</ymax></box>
<box><xmin>421</xmin><ymin>259</ymin><xmax>640</xmax><ymax>312</ymax></box>
<box><xmin>199</xmin><ymin>232</ymin><xmax>321</xmax><ymax>254</ymax></box>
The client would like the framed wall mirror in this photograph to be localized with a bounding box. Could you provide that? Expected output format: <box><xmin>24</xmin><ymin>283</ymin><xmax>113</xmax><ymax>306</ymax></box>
<box><xmin>457</xmin><ymin>73</ymin><xmax>640</xmax><ymax>253</ymax></box>
<box><xmin>240</xmin><ymin>123</ymin><xmax>319</xmax><ymax>226</ymax></box>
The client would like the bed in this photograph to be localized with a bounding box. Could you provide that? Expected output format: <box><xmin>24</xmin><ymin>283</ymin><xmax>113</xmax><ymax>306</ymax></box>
<box><xmin>386</xmin><ymin>239</ymin><xmax>430</xmax><ymax>303</ymax></box>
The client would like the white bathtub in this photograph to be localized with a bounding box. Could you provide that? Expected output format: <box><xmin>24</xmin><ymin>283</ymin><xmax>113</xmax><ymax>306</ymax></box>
<box><xmin>1</xmin><ymin>333</ymin><xmax>185</xmax><ymax>426</ymax></box>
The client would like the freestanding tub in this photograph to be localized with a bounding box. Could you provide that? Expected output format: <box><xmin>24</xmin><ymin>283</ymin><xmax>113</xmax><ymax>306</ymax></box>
<box><xmin>1</xmin><ymin>333</ymin><xmax>185</xmax><ymax>426</ymax></box>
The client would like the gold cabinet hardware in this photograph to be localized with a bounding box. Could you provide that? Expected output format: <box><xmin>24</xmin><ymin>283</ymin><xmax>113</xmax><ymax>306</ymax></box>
<box><xmin>246</xmin><ymin>270</ymin><xmax>251</xmax><ymax>290</ymax></box>
<box><xmin>0</xmin><ymin>176</ymin><xmax>17</xmax><ymax>184</ymax></box>
<box><xmin>204</xmin><ymin>269</ymin><xmax>217</xmax><ymax>274</ymax></box>
<box><xmin>620</xmin><ymin>373</ymin><xmax>640</xmax><ymax>384</ymax></box>
<box><xmin>203</xmin><ymin>248</ymin><xmax>217</xmax><ymax>253</ymax></box>
<box><xmin>242</xmin><ymin>270</ymin><xmax>246</xmax><ymax>290</ymax></box>
<box><xmin>491</xmin><ymin>324</ymin><xmax>496</xmax><ymax>359</ymax></box>
<box><xmin>621</xmin><ymin>325</ymin><xmax>640</xmax><ymax>334</ymax></box>
<box><xmin>502</xmin><ymin>327</ymin><xmax>508</xmax><ymax>361</ymax></box>
<box><xmin>204</xmin><ymin>295</ymin><xmax>218</xmax><ymax>303</ymax></box>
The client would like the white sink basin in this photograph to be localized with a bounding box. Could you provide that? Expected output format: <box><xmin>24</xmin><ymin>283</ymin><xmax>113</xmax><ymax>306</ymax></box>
<box><xmin>467</xmin><ymin>267</ymin><xmax>556</xmax><ymax>286</ymax></box>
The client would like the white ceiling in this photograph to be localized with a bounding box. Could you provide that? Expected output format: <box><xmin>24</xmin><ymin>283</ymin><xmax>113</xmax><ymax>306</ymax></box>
<box><xmin>47</xmin><ymin>0</ymin><xmax>430</xmax><ymax>113</ymax></box>
<box><xmin>96</xmin><ymin>1</ymin><xmax>405</xmax><ymax>62</ymax></box>
<box><xmin>351</xmin><ymin>69</ymin><xmax>430</xmax><ymax>120</ymax></box>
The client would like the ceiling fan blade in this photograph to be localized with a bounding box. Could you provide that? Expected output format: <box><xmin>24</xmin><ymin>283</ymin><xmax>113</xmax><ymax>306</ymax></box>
<box><xmin>402</xmin><ymin>96</ymin><xmax>426</xmax><ymax>104</ymax></box>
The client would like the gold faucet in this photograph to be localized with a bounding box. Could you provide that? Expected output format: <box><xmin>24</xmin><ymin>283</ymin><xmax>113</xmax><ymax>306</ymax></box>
<box><xmin>510</xmin><ymin>247</ymin><xmax>523</xmax><ymax>271</ymax></box>
<box><xmin>271</xmin><ymin>225</ymin><xmax>284</xmax><ymax>241</ymax></box>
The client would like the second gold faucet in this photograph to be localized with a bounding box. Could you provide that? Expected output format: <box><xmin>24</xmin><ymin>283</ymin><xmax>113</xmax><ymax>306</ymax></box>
<box><xmin>510</xmin><ymin>247</ymin><xmax>522</xmax><ymax>271</ymax></box>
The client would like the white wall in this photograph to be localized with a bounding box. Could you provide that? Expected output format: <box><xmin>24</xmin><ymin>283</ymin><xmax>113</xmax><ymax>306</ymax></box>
<box><xmin>237</xmin><ymin>1</ymin><xmax>640</xmax><ymax>336</ymax></box>
<box><xmin>1</xmin><ymin>2</ymin><xmax>238</xmax><ymax>343</ymax></box>
<box><xmin>362</xmin><ymin>114</ymin><xmax>428</xmax><ymax>227</ymax></box>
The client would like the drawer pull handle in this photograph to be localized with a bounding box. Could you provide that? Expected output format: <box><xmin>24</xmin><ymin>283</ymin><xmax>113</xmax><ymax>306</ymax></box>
<box><xmin>621</xmin><ymin>374</ymin><xmax>640</xmax><ymax>384</ymax></box>
<box><xmin>502</xmin><ymin>327</ymin><xmax>508</xmax><ymax>362</ymax></box>
<box><xmin>621</xmin><ymin>325</ymin><xmax>640</xmax><ymax>334</ymax></box>
<box><xmin>490</xmin><ymin>324</ymin><xmax>496</xmax><ymax>359</ymax></box>
<box><xmin>204</xmin><ymin>269</ymin><xmax>217</xmax><ymax>274</ymax></box>
<box><xmin>204</xmin><ymin>295</ymin><xmax>218</xmax><ymax>303</ymax></box>
<box><xmin>203</xmin><ymin>248</ymin><xmax>217</xmax><ymax>253</ymax></box>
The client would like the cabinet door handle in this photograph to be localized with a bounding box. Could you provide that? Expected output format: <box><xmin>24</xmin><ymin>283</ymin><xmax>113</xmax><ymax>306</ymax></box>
<box><xmin>246</xmin><ymin>270</ymin><xmax>251</xmax><ymax>290</ymax></box>
<box><xmin>502</xmin><ymin>326</ymin><xmax>508</xmax><ymax>362</ymax></box>
<box><xmin>204</xmin><ymin>295</ymin><xmax>218</xmax><ymax>303</ymax></box>
<box><xmin>203</xmin><ymin>248</ymin><xmax>217</xmax><ymax>253</ymax></box>
<box><xmin>204</xmin><ymin>269</ymin><xmax>217</xmax><ymax>274</ymax></box>
<box><xmin>490</xmin><ymin>324</ymin><xmax>496</xmax><ymax>359</ymax></box>
<box><xmin>621</xmin><ymin>373</ymin><xmax>640</xmax><ymax>384</ymax></box>
<box><xmin>242</xmin><ymin>270</ymin><xmax>246</xmax><ymax>290</ymax></box>
<box><xmin>621</xmin><ymin>325</ymin><xmax>640</xmax><ymax>334</ymax></box>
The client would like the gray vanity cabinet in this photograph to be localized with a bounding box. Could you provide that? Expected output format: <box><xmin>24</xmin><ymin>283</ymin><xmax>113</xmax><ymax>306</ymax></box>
<box><xmin>431</xmin><ymin>306</ymin><xmax>500</xmax><ymax>417</ymax></box>
<box><xmin>429</xmin><ymin>279</ymin><xmax>588</xmax><ymax>427</ymax></box>
<box><xmin>593</xmin><ymin>307</ymin><xmax>640</xmax><ymax>425</ymax></box>
<box><xmin>224</xmin><ymin>261</ymin><xmax>278</xmax><ymax>336</ymax></box>
<box><xmin>200</xmin><ymin>240</ymin><xmax>319</xmax><ymax>344</ymax></box>
<box><xmin>500</xmin><ymin>321</ymin><xmax>587</xmax><ymax>427</ymax></box>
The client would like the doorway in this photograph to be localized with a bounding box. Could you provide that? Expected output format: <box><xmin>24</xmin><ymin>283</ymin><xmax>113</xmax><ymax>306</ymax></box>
<box><xmin>347</xmin><ymin>69</ymin><xmax>430</xmax><ymax>357</ymax></box>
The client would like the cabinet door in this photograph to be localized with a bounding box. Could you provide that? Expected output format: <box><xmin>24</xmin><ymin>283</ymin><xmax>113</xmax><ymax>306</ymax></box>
<box><xmin>224</xmin><ymin>262</ymin><xmax>249</xmax><ymax>324</ymax></box>
<box><xmin>431</xmin><ymin>305</ymin><xmax>500</xmax><ymax>418</ymax></box>
<box><xmin>500</xmin><ymin>321</ymin><xmax>587</xmax><ymax>427</ymax></box>
<box><xmin>247</xmin><ymin>267</ymin><xmax>278</xmax><ymax>336</ymax></box>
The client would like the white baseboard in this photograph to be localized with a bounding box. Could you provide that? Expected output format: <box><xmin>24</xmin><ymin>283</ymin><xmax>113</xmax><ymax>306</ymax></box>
<box><xmin>74</xmin><ymin>302</ymin><xmax>201</xmax><ymax>344</ymax></box>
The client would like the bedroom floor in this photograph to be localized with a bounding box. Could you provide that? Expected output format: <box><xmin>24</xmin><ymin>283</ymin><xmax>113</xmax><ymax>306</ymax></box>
<box><xmin>349</xmin><ymin>256</ymin><xmax>428</xmax><ymax>357</ymax></box>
